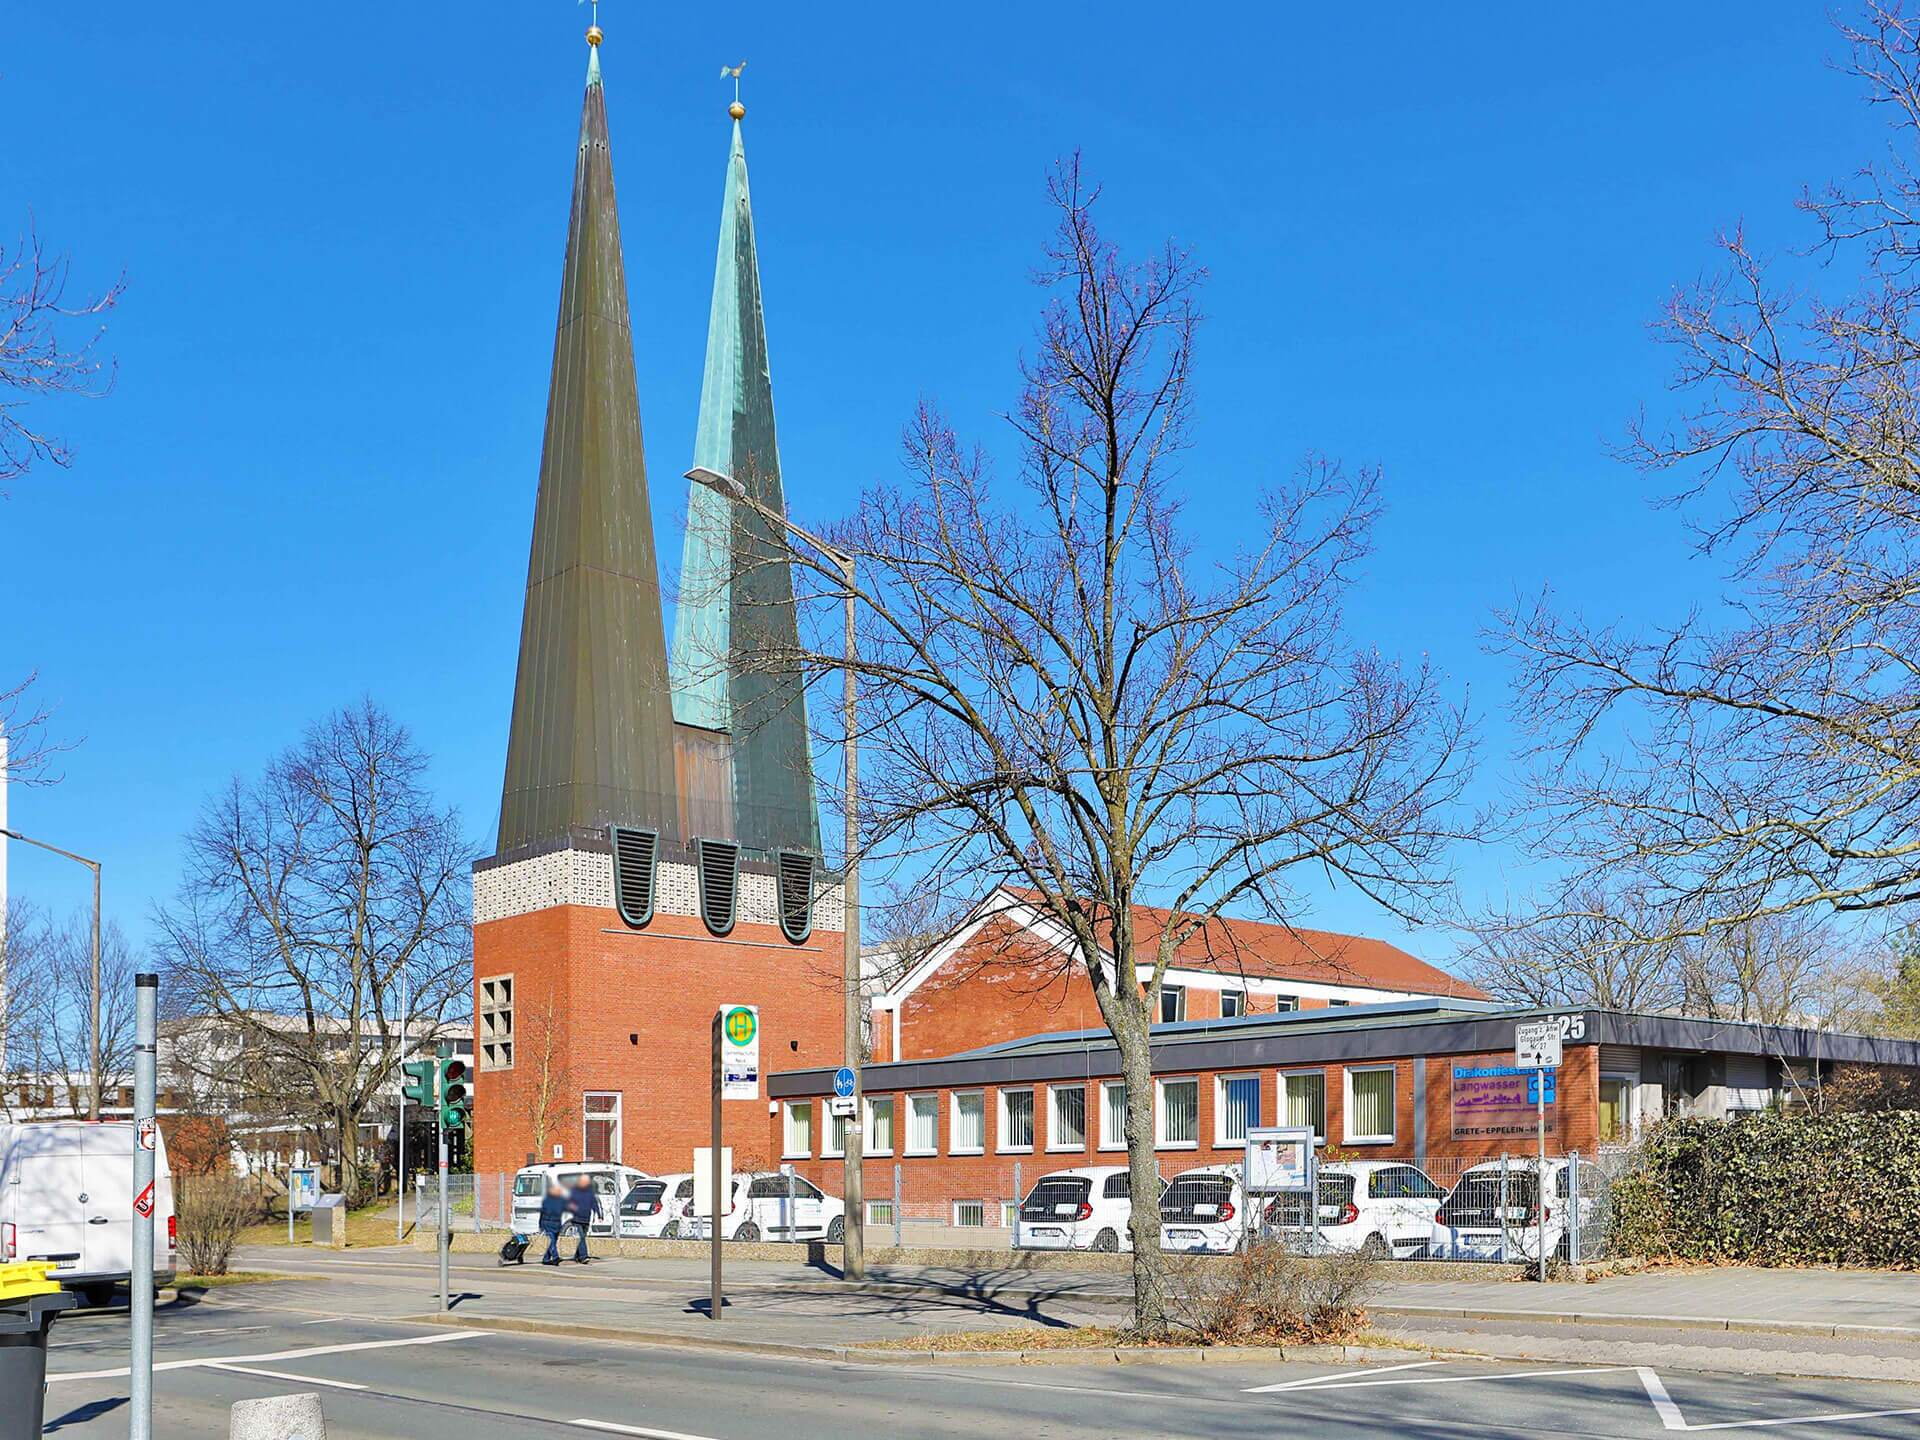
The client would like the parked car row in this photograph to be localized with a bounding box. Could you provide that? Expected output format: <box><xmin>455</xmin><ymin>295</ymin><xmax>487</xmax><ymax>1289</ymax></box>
<box><xmin>511</xmin><ymin>1161</ymin><xmax>846</xmax><ymax>1245</ymax></box>
<box><xmin>1013</xmin><ymin>1157</ymin><xmax>1591</xmax><ymax>1261</ymax></box>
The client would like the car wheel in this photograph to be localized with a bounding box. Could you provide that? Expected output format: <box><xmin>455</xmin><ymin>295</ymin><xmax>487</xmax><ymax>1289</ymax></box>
<box><xmin>1090</xmin><ymin>1228</ymin><xmax>1119</xmax><ymax>1253</ymax></box>
<box><xmin>1361</xmin><ymin>1233</ymin><xmax>1392</xmax><ymax>1259</ymax></box>
<box><xmin>826</xmin><ymin>1216</ymin><xmax>846</xmax><ymax>1244</ymax></box>
<box><xmin>661</xmin><ymin>1220</ymin><xmax>679</xmax><ymax>1239</ymax></box>
<box><xmin>735</xmin><ymin>1222</ymin><xmax>760</xmax><ymax>1243</ymax></box>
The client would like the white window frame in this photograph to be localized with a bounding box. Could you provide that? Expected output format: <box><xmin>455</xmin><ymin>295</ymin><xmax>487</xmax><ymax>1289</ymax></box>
<box><xmin>1220</xmin><ymin>988</ymin><xmax>1245</xmax><ymax>1019</ymax></box>
<box><xmin>950</xmin><ymin>1090</ymin><xmax>986</xmax><ymax>1155</ymax></box>
<box><xmin>1047</xmin><ymin>1083</ymin><xmax>1088</xmax><ymax>1152</ymax></box>
<box><xmin>1275</xmin><ymin>994</ymin><xmax>1299</xmax><ymax>1012</ymax></box>
<box><xmin>1280</xmin><ymin>1068</ymin><xmax>1327</xmax><ymax>1143</ymax></box>
<box><xmin>782</xmin><ymin>1100</ymin><xmax>814</xmax><ymax>1159</ymax></box>
<box><xmin>1098</xmin><ymin>1079</ymin><xmax>1129</xmax><ymax>1152</ymax></box>
<box><xmin>864</xmin><ymin>1094</ymin><xmax>896</xmax><ymax>1156</ymax></box>
<box><xmin>1214</xmin><ymin>1072</ymin><xmax>1262</xmax><ymax>1147</ymax></box>
<box><xmin>953</xmin><ymin>1199</ymin><xmax>987</xmax><ymax>1228</ymax></box>
<box><xmin>1343</xmin><ymin>1064</ymin><xmax>1397</xmax><ymax>1145</ymax></box>
<box><xmin>583</xmin><ymin>1091</ymin><xmax>621</xmax><ymax>1162</ymax></box>
<box><xmin>1155</xmin><ymin>1075</ymin><xmax>1200</xmax><ymax>1150</ymax></box>
<box><xmin>996</xmin><ymin>1087</ymin><xmax>1035</xmax><ymax>1153</ymax></box>
<box><xmin>866</xmin><ymin>1199</ymin><xmax>894</xmax><ymax>1226</ymax></box>
<box><xmin>1159</xmin><ymin>985</ymin><xmax>1187</xmax><ymax>1023</ymax></box>
<box><xmin>823</xmin><ymin>1104</ymin><xmax>848</xmax><ymax>1158</ymax></box>
<box><xmin>905</xmin><ymin>1092</ymin><xmax>938</xmax><ymax>1155</ymax></box>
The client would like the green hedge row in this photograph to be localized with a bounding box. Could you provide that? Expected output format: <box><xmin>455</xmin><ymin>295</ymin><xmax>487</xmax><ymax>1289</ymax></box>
<box><xmin>1611</xmin><ymin>1111</ymin><xmax>1920</xmax><ymax>1269</ymax></box>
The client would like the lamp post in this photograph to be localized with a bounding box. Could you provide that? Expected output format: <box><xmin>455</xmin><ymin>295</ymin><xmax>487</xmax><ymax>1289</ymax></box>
<box><xmin>686</xmin><ymin>465</ymin><xmax>864</xmax><ymax>1281</ymax></box>
<box><xmin>1</xmin><ymin>826</ymin><xmax>102</xmax><ymax>1120</ymax></box>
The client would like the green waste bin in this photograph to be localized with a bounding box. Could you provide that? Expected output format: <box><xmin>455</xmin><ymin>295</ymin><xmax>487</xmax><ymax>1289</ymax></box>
<box><xmin>0</xmin><ymin>1273</ymin><xmax>77</xmax><ymax>1440</ymax></box>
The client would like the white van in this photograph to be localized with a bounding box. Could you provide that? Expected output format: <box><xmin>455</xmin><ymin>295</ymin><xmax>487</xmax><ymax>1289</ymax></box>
<box><xmin>0</xmin><ymin>1121</ymin><xmax>177</xmax><ymax>1305</ymax></box>
<box><xmin>508</xmin><ymin>1161</ymin><xmax>643</xmax><ymax>1239</ymax></box>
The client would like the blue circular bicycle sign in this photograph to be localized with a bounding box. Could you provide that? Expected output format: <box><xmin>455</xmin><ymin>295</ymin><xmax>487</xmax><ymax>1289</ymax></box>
<box><xmin>833</xmin><ymin>1066</ymin><xmax>856</xmax><ymax>1098</ymax></box>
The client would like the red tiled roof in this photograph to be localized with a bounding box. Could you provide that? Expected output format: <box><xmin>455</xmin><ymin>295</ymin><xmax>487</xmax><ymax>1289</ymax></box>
<box><xmin>997</xmin><ymin>888</ymin><xmax>1487</xmax><ymax>1000</ymax></box>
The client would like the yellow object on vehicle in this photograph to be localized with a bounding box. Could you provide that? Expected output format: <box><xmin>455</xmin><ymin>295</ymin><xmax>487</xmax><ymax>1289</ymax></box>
<box><xmin>0</xmin><ymin>1262</ymin><xmax>63</xmax><ymax>1303</ymax></box>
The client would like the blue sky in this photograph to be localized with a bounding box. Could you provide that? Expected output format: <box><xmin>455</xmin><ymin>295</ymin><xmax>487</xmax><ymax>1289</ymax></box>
<box><xmin>0</xmin><ymin>3</ymin><xmax>1877</xmax><ymax>963</ymax></box>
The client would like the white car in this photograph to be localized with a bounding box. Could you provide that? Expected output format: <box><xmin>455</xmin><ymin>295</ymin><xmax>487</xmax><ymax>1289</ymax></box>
<box><xmin>1</xmin><ymin>1121</ymin><xmax>177</xmax><ymax>1307</ymax></box>
<box><xmin>618</xmin><ymin>1172</ymin><xmax>692</xmax><ymax>1239</ymax></box>
<box><xmin>1158</xmin><ymin>1164</ymin><xmax>1250</xmax><ymax>1253</ymax></box>
<box><xmin>1013</xmin><ymin>1166</ymin><xmax>1163</xmax><ymax>1253</ymax></box>
<box><xmin>1260</xmin><ymin>1161</ymin><xmax>1447</xmax><ymax>1257</ymax></box>
<box><xmin>1427</xmin><ymin>1157</ymin><xmax>1595</xmax><ymax>1262</ymax></box>
<box><xmin>508</xmin><ymin>1161</ymin><xmax>643</xmax><ymax>1240</ymax></box>
<box><xmin>682</xmin><ymin>1172</ymin><xmax>846</xmax><ymax>1243</ymax></box>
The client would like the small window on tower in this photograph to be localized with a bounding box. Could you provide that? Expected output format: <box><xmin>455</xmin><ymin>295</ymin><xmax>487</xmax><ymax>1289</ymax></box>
<box><xmin>610</xmin><ymin>825</ymin><xmax>658</xmax><ymax>929</ymax></box>
<box><xmin>777</xmin><ymin>851</ymin><xmax>815</xmax><ymax>943</ymax></box>
<box><xmin>479</xmin><ymin>975</ymin><xmax>514</xmax><ymax>1071</ymax></box>
<box><xmin>696</xmin><ymin>838</ymin><xmax>740</xmax><ymax>936</ymax></box>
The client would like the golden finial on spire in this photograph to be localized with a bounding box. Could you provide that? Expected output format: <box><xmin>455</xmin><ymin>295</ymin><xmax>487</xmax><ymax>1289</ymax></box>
<box><xmin>721</xmin><ymin>61</ymin><xmax>746</xmax><ymax>119</ymax></box>
<box><xmin>583</xmin><ymin>0</ymin><xmax>602</xmax><ymax>45</ymax></box>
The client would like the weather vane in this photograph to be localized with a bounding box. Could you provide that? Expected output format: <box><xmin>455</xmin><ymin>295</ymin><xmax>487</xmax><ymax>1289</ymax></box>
<box><xmin>722</xmin><ymin>61</ymin><xmax>747</xmax><ymax>119</ymax></box>
<box><xmin>580</xmin><ymin>0</ymin><xmax>602</xmax><ymax>44</ymax></box>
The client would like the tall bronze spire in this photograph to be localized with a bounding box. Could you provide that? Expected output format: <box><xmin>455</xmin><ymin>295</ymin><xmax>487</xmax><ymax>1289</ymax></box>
<box><xmin>498</xmin><ymin>30</ymin><xmax>677</xmax><ymax>854</ymax></box>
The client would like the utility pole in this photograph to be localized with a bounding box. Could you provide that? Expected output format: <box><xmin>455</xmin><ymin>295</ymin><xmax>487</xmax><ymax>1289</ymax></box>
<box><xmin>840</xmin><ymin>552</ymin><xmax>864</xmax><ymax>1280</ymax></box>
<box><xmin>131</xmin><ymin>972</ymin><xmax>158</xmax><ymax>1440</ymax></box>
<box><xmin>397</xmin><ymin>969</ymin><xmax>410</xmax><ymax>1244</ymax></box>
<box><xmin>0</xmin><ymin>826</ymin><xmax>102</xmax><ymax>1117</ymax></box>
<box><xmin>710</xmin><ymin>1011</ymin><xmax>723</xmax><ymax>1322</ymax></box>
<box><xmin>436</xmin><ymin>1044</ymin><xmax>450</xmax><ymax>1313</ymax></box>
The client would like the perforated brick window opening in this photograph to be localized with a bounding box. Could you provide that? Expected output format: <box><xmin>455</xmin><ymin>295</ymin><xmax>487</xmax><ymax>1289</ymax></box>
<box><xmin>611</xmin><ymin>826</ymin><xmax>659</xmax><ymax>928</ymax></box>
<box><xmin>479</xmin><ymin>975</ymin><xmax>514</xmax><ymax>1071</ymax></box>
<box><xmin>696</xmin><ymin>838</ymin><xmax>740</xmax><ymax>936</ymax></box>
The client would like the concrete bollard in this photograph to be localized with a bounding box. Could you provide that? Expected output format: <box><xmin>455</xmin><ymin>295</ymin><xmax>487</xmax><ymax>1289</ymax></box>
<box><xmin>231</xmin><ymin>1392</ymin><xmax>327</xmax><ymax>1439</ymax></box>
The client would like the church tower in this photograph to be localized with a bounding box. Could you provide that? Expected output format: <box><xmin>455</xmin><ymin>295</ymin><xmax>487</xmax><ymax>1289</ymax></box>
<box><xmin>472</xmin><ymin>31</ymin><xmax>843</xmax><ymax>1179</ymax></box>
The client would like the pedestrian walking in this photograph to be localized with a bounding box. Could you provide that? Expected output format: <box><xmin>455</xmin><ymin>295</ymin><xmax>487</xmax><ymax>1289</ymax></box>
<box><xmin>537</xmin><ymin>1178</ymin><xmax>569</xmax><ymax>1266</ymax></box>
<box><xmin>566</xmin><ymin>1174</ymin><xmax>602</xmax><ymax>1264</ymax></box>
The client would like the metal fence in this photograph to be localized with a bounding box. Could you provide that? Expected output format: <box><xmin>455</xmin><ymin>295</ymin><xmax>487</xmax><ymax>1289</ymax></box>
<box><xmin>416</xmin><ymin>1151</ymin><xmax>1629</xmax><ymax>1264</ymax></box>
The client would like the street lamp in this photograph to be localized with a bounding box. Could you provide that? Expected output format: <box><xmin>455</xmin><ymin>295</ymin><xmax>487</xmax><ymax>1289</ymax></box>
<box><xmin>0</xmin><ymin>826</ymin><xmax>103</xmax><ymax>1120</ymax></box>
<box><xmin>685</xmin><ymin>465</ymin><xmax>865</xmax><ymax>1281</ymax></box>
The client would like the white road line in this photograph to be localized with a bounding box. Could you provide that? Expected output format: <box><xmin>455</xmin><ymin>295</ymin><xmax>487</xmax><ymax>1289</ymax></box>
<box><xmin>1244</xmin><ymin>1360</ymin><xmax>1441</xmax><ymax>1392</ymax></box>
<box><xmin>1634</xmin><ymin>1367</ymin><xmax>1920</xmax><ymax>1432</ymax></box>
<box><xmin>207</xmin><ymin>1363</ymin><xmax>369</xmax><ymax>1392</ymax></box>
<box><xmin>570</xmin><ymin>1421</ymin><xmax>723</xmax><ymax>1440</ymax></box>
<box><xmin>1242</xmin><ymin>1364</ymin><xmax>1633</xmax><ymax>1393</ymax></box>
<box><xmin>48</xmin><ymin>1328</ymin><xmax>491</xmax><ymax>1383</ymax></box>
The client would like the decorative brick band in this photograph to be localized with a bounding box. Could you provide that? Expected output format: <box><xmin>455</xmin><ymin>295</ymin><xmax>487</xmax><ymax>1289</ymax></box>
<box><xmin>474</xmin><ymin>846</ymin><xmax>845</xmax><ymax>932</ymax></box>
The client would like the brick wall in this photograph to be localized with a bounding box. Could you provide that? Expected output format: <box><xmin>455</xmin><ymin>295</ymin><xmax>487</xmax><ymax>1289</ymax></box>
<box><xmin>473</xmin><ymin>902</ymin><xmax>845</xmax><ymax>1177</ymax></box>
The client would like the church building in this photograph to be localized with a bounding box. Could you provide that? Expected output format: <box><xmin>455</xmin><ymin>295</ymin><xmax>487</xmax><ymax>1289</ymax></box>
<box><xmin>471</xmin><ymin>28</ymin><xmax>843</xmax><ymax>1177</ymax></box>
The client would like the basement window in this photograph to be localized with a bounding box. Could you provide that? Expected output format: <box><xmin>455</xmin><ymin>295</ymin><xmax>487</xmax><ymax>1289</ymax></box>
<box><xmin>696</xmin><ymin>838</ymin><xmax>740</xmax><ymax>936</ymax></box>
<box><xmin>777</xmin><ymin>850</ymin><xmax>815</xmax><ymax>943</ymax></box>
<box><xmin>610</xmin><ymin>825</ymin><xmax>658</xmax><ymax>929</ymax></box>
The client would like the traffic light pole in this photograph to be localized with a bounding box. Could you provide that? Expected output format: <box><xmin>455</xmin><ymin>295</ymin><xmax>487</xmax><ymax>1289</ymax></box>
<box><xmin>437</xmin><ymin>1080</ymin><xmax>450</xmax><ymax>1312</ymax></box>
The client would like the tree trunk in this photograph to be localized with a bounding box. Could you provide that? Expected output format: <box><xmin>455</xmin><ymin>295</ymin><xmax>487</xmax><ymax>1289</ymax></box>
<box><xmin>1114</xmin><ymin>1004</ymin><xmax>1168</xmax><ymax>1337</ymax></box>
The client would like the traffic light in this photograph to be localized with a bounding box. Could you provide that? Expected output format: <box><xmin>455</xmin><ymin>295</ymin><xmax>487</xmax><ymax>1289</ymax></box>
<box><xmin>400</xmin><ymin>1060</ymin><xmax>435</xmax><ymax>1108</ymax></box>
<box><xmin>437</xmin><ymin>1056</ymin><xmax>470</xmax><ymax>1132</ymax></box>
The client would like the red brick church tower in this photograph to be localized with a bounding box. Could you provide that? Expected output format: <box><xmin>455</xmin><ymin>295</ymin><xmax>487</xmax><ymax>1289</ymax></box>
<box><xmin>471</xmin><ymin>27</ymin><xmax>843</xmax><ymax>1177</ymax></box>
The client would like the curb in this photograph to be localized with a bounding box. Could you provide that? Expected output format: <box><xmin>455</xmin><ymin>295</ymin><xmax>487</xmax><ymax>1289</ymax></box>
<box><xmin>1373</xmin><ymin>1304</ymin><xmax>1920</xmax><ymax>1345</ymax></box>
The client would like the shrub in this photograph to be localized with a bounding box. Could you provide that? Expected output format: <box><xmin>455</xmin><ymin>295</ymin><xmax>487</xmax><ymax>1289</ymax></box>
<box><xmin>1166</xmin><ymin>1241</ymin><xmax>1376</xmax><ymax>1344</ymax></box>
<box><xmin>1612</xmin><ymin>1110</ymin><xmax>1920</xmax><ymax>1268</ymax></box>
<box><xmin>175</xmin><ymin>1178</ymin><xmax>258</xmax><ymax>1275</ymax></box>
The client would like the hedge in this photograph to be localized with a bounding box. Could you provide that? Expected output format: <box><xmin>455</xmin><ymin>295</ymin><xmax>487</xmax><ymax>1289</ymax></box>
<box><xmin>1610</xmin><ymin>1110</ymin><xmax>1920</xmax><ymax>1269</ymax></box>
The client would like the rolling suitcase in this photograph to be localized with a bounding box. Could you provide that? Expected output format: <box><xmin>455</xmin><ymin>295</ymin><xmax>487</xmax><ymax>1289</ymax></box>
<box><xmin>499</xmin><ymin>1233</ymin><xmax>530</xmax><ymax>1265</ymax></box>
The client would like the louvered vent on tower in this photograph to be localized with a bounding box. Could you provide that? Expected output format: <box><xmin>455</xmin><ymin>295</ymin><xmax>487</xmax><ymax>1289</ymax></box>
<box><xmin>610</xmin><ymin>825</ymin><xmax>658</xmax><ymax>929</ymax></box>
<box><xmin>776</xmin><ymin>851</ymin><xmax>815</xmax><ymax>944</ymax></box>
<box><xmin>696</xmin><ymin>838</ymin><xmax>740</xmax><ymax>936</ymax></box>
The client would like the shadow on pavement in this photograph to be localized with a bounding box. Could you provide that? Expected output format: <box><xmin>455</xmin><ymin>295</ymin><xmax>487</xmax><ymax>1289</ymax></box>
<box><xmin>45</xmin><ymin>1398</ymin><xmax>126</xmax><ymax>1432</ymax></box>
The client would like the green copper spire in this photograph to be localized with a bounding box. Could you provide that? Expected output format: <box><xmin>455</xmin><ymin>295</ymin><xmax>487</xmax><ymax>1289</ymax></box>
<box><xmin>498</xmin><ymin>35</ymin><xmax>678</xmax><ymax>855</ymax></box>
<box><xmin>671</xmin><ymin>112</ymin><xmax>821</xmax><ymax>857</ymax></box>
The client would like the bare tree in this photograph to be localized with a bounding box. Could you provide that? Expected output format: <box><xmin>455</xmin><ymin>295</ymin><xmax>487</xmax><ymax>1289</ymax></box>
<box><xmin>155</xmin><ymin>700</ymin><xmax>471</xmax><ymax>1201</ymax></box>
<box><xmin>1</xmin><ymin>221</ymin><xmax>120</xmax><ymax>494</ymax></box>
<box><xmin>1467</xmin><ymin>878</ymin><xmax>1690</xmax><ymax>1012</ymax></box>
<box><xmin>1496</xmin><ymin>4</ymin><xmax>1920</xmax><ymax>940</ymax></box>
<box><xmin>516</xmin><ymin>994</ymin><xmax>578</xmax><ymax>1165</ymax></box>
<box><xmin>5</xmin><ymin>908</ymin><xmax>138</xmax><ymax>1116</ymax></box>
<box><xmin>759</xmin><ymin>159</ymin><xmax>1468</xmax><ymax>1334</ymax></box>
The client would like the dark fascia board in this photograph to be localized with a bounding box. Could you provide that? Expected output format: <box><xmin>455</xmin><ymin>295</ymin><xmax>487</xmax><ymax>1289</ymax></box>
<box><xmin>769</xmin><ymin>1007</ymin><xmax>1920</xmax><ymax>1099</ymax></box>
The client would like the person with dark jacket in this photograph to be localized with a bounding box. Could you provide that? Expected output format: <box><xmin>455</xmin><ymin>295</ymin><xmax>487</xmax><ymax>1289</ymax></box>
<box><xmin>537</xmin><ymin>1178</ymin><xmax>570</xmax><ymax>1266</ymax></box>
<box><xmin>565</xmin><ymin>1174</ymin><xmax>602</xmax><ymax>1263</ymax></box>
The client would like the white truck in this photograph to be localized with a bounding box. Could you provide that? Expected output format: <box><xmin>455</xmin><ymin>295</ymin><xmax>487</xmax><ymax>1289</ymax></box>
<box><xmin>0</xmin><ymin>1121</ymin><xmax>177</xmax><ymax>1305</ymax></box>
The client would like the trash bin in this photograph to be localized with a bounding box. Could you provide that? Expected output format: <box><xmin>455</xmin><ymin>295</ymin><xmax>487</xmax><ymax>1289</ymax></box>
<box><xmin>0</xmin><ymin>1263</ymin><xmax>78</xmax><ymax>1440</ymax></box>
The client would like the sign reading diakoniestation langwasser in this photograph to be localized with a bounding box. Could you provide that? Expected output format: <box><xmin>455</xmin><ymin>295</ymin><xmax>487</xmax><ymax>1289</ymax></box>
<box><xmin>1451</xmin><ymin>1065</ymin><xmax>1557</xmax><ymax>1139</ymax></box>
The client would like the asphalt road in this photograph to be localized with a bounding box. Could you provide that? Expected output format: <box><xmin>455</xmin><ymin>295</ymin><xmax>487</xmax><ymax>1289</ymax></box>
<box><xmin>35</xmin><ymin>1284</ymin><xmax>1920</xmax><ymax>1439</ymax></box>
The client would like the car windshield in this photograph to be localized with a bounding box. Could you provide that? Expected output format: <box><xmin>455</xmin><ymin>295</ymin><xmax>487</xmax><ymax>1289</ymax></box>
<box><xmin>513</xmin><ymin>1174</ymin><xmax>545</xmax><ymax>1198</ymax></box>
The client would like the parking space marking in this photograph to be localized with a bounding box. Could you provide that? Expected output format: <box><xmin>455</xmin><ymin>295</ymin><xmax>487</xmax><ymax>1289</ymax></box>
<box><xmin>1245</xmin><ymin>1360</ymin><xmax>1441</xmax><ymax>1391</ymax></box>
<box><xmin>1243</xmin><ymin>1364</ymin><xmax>1632</xmax><ymax>1393</ymax></box>
<box><xmin>571</xmin><ymin>1420</ymin><xmax>723</xmax><ymax>1440</ymax></box>
<box><xmin>47</xmin><ymin>1327</ymin><xmax>491</xmax><ymax>1383</ymax></box>
<box><xmin>207</xmin><ymin>1362</ymin><xmax>369</xmax><ymax>1391</ymax></box>
<box><xmin>1634</xmin><ymin>1368</ymin><xmax>1920</xmax><ymax>1432</ymax></box>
